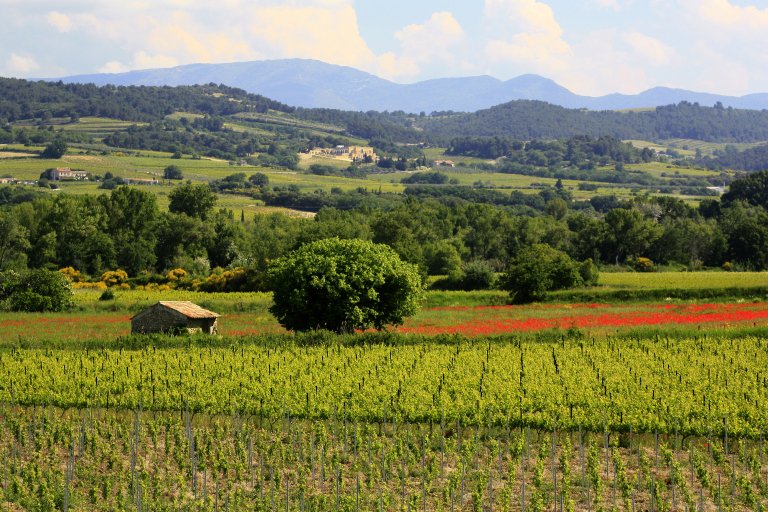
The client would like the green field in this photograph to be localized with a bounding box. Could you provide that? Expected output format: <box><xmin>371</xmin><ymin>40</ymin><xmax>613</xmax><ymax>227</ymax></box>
<box><xmin>2</xmin><ymin>275</ymin><xmax>768</xmax><ymax>509</ymax></box>
<box><xmin>598</xmin><ymin>271</ymin><xmax>768</xmax><ymax>290</ymax></box>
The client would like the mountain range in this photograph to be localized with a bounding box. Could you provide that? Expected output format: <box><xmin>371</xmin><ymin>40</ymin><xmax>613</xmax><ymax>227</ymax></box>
<box><xmin>56</xmin><ymin>59</ymin><xmax>768</xmax><ymax>113</ymax></box>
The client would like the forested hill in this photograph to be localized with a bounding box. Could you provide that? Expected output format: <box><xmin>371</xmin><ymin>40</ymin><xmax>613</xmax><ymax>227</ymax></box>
<box><xmin>0</xmin><ymin>78</ymin><xmax>294</xmax><ymax>123</ymax></box>
<box><xmin>4</xmin><ymin>78</ymin><xmax>768</xmax><ymax>144</ymax></box>
<box><xmin>419</xmin><ymin>101</ymin><xmax>768</xmax><ymax>143</ymax></box>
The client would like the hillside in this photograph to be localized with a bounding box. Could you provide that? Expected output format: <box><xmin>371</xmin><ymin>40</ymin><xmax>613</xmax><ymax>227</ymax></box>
<box><xmin>420</xmin><ymin>101</ymin><xmax>768</xmax><ymax>143</ymax></box>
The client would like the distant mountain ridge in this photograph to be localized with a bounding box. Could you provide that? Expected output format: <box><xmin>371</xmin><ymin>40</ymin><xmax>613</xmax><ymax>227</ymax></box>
<box><xmin>55</xmin><ymin>59</ymin><xmax>768</xmax><ymax>113</ymax></box>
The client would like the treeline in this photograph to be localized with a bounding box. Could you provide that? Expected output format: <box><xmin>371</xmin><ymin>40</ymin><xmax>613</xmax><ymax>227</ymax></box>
<box><xmin>3</xmin><ymin>172</ymin><xmax>768</xmax><ymax>289</ymax></box>
<box><xmin>0</xmin><ymin>79</ymin><xmax>292</xmax><ymax>123</ymax></box>
<box><xmin>294</xmin><ymin>108</ymin><xmax>423</xmax><ymax>144</ymax></box>
<box><xmin>444</xmin><ymin>135</ymin><xmax>720</xmax><ymax>192</ymax></box>
<box><xmin>447</xmin><ymin>135</ymin><xmax>654</xmax><ymax>163</ymax></box>
<box><xmin>422</xmin><ymin>101</ymin><xmax>768</xmax><ymax>143</ymax></box>
<box><xmin>695</xmin><ymin>143</ymin><xmax>768</xmax><ymax>172</ymax></box>
<box><xmin>102</xmin><ymin>118</ymin><xmax>298</xmax><ymax>165</ymax></box>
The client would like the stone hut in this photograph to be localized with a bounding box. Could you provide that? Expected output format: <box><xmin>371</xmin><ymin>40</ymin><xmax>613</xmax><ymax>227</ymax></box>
<box><xmin>131</xmin><ymin>301</ymin><xmax>219</xmax><ymax>335</ymax></box>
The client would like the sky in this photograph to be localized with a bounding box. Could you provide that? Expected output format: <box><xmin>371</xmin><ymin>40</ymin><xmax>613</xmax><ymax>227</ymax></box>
<box><xmin>2</xmin><ymin>0</ymin><xmax>768</xmax><ymax>97</ymax></box>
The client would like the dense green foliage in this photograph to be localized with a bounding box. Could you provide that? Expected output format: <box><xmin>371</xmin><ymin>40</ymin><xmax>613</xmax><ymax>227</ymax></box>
<box><xmin>696</xmin><ymin>143</ymin><xmax>768</xmax><ymax>171</ymax></box>
<box><xmin>0</xmin><ymin>78</ymin><xmax>292</xmax><ymax>123</ymax></box>
<box><xmin>40</xmin><ymin>137</ymin><xmax>68</xmax><ymax>159</ymax></box>
<box><xmin>0</xmin><ymin>269</ymin><xmax>73</xmax><ymax>311</ymax></box>
<box><xmin>421</xmin><ymin>100</ymin><xmax>768</xmax><ymax>142</ymax></box>
<box><xmin>1</xmin><ymin>174</ymin><xmax>768</xmax><ymax>289</ymax></box>
<box><xmin>168</xmin><ymin>183</ymin><xmax>218</xmax><ymax>220</ymax></box>
<box><xmin>266</xmin><ymin>238</ymin><xmax>424</xmax><ymax>332</ymax></box>
<box><xmin>503</xmin><ymin>244</ymin><xmax>589</xmax><ymax>303</ymax></box>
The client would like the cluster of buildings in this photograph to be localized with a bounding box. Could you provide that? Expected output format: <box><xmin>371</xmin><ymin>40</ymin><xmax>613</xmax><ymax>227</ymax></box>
<box><xmin>50</xmin><ymin>167</ymin><xmax>90</xmax><ymax>181</ymax></box>
<box><xmin>309</xmin><ymin>145</ymin><xmax>377</xmax><ymax>162</ymax></box>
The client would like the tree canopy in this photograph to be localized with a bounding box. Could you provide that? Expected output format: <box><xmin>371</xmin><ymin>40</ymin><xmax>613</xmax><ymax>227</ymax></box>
<box><xmin>168</xmin><ymin>183</ymin><xmax>217</xmax><ymax>220</ymax></box>
<box><xmin>266</xmin><ymin>238</ymin><xmax>424</xmax><ymax>333</ymax></box>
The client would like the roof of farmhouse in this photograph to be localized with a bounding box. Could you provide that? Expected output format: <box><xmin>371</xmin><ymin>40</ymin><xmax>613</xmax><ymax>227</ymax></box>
<box><xmin>132</xmin><ymin>301</ymin><xmax>220</xmax><ymax>320</ymax></box>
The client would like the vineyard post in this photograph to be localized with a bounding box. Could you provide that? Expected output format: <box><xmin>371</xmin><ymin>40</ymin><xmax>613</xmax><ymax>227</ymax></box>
<box><xmin>761</xmin><ymin>433</ymin><xmax>764</xmax><ymax>486</ymax></box>
<box><xmin>489</xmin><ymin>469</ymin><xmax>493</xmax><ymax>512</ymax></box>
<box><xmin>579</xmin><ymin>425</ymin><xmax>585</xmax><ymax>491</ymax></box>
<box><xmin>310</xmin><ymin>434</ymin><xmax>315</xmax><ymax>484</ymax></box>
<box><xmin>717</xmin><ymin>473</ymin><xmax>721</xmax><ymax>512</ymax></box>
<box><xmin>271</xmin><ymin>465</ymin><xmax>275</xmax><ymax>511</ymax></box>
<box><xmin>671</xmin><ymin>460</ymin><xmax>676</xmax><ymax>511</ymax></box>
<box><xmin>335</xmin><ymin>464</ymin><xmax>340</xmax><ymax>512</ymax></box>
<box><xmin>355</xmin><ymin>472</ymin><xmax>360</xmax><ymax>512</ymax></box>
<box><xmin>612</xmin><ymin>459</ymin><xmax>617</xmax><ymax>510</ymax></box>
<box><xmin>520</xmin><ymin>444</ymin><xmax>525</xmax><ymax>512</ymax></box>
<box><xmin>440</xmin><ymin>411</ymin><xmax>445</xmax><ymax>479</ymax></box>
<box><xmin>603</xmin><ymin>416</ymin><xmax>609</xmax><ymax>480</ymax></box>
<box><xmin>689</xmin><ymin>443</ymin><xmax>694</xmax><ymax>492</ymax></box>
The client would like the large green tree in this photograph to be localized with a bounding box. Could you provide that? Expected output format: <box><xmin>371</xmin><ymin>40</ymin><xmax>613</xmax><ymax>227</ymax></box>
<box><xmin>266</xmin><ymin>238</ymin><xmax>424</xmax><ymax>333</ymax></box>
<box><xmin>168</xmin><ymin>183</ymin><xmax>217</xmax><ymax>220</ymax></box>
<box><xmin>2</xmin><ymin>269</ymin><xmax>73</xmax><ymax>312</ymax></box>
<box><xmin>502</xmin><ymin>244</ymin><xmax>585</xmax><ymax>303</ymax></box>
<box><xmin>40</xmin><ymin>138</ymin><xmax>68</xmax><ymax>159</ymax></box>
<box><xmin>722</xmin><ymin>170</ymin><xmax>768</xmax><ymax>209</ymax></box>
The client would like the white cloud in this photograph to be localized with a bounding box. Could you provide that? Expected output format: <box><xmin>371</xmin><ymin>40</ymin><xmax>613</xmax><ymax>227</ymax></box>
<box><xmin>247</xmin><ymin>4</ymin><xmax>374</xmax><ymax>68</ymax></box>
<box><xmin>46</xmin><ymin>11</ymin><xmax>73</xmax><ymax>32</ymax></box>
<box><xmin>694</xmin><ymin>0</ymin><xmax>768</xmax><ymax>29</ymax></box>
<box><xmin>6</xmin><ymin>53</ymin><xmax>40</xmax><ymax>75</ymax></box>
<box><xmin>132</xmin><ymin>51</ymin><xmax>180</xmax><ymax>70</ymax></box>
<box><xmin>622</xmin><ymin>32</ymin><xmax>674</xmax><ymax>66</ymax></box>
<box><xmin>395</xmin><ymin>12</ymin><xmax>465</xmax><ymax>60</ymax></box>
<box><xmin>389</xmin><ymin>12</ymin><xmax>467</xmax><ymax>79</ymax></box>
<box><xmin>98</xmin><ymin>61</ymin><xmax>130</xmax><ymax>74</ymax></box>
<box><xmin>484</xmin><ymin>0</ymin><xmax>572</xmax><ymax>75</ymax></box>
<box><xmin>590</xmin><ymin>0</ymin><xmax>622</xmax><ymax>10</ymax></box>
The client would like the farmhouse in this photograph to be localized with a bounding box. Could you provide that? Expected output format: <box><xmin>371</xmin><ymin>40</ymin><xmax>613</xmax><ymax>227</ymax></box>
<box><xmin>131</xmin><ymin>301</ymin><xmax>220</xmax><ymax>335</ymax></box>
<box><xmin>51</xmin><ymin>167</ymin><xmax>89</xmax><ymax>181</ymax></box>
<box><xmin>309</xmin><ymin>145</ymin><xmax>377</xmax><ymax>162</ymax></box>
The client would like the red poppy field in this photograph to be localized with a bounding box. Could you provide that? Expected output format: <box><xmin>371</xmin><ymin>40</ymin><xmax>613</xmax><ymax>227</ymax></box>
<box><xmin>2</xmin><ymin>299</ymin><xmax>768</xmax><ymax>343</ymax></box>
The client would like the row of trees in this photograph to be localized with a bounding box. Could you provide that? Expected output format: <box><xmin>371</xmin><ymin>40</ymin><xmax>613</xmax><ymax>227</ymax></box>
<box><xmin>2</xmin><ymin>173</ymin><xmax>768</xmax><ymax>289</ymax></box>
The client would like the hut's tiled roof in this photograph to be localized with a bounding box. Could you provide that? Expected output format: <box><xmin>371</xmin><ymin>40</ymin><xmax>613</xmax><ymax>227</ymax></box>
<box><xmin>157</xmin><ymin>301</ymin><xmax>220</xmax><ymax>319</ymax></box>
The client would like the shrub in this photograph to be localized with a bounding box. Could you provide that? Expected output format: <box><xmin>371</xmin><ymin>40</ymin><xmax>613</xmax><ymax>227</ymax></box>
<box><xmin>459</xmin><ymin>260</ymin><xmax>498</xmax><ymax>290</ymax></box>
<box><xmin>99</xmin><ymin>288</ymin><xmax>115</xmax><ymax>301</ymax></box>
<box><xmin>59</xmin><ymin>266</ymin><xmax>84</xmax><ymax>282</ymax></box>
<box><xmin>101</xmin><ymin>269</ymin><xmax>129</xmax><ymax>287</ymax></box>
<box><xmin>6</xmin><ymin>269</ymin><xmax>73</xmax><ymax>312</ymax></box>
<box><xmin>166</xmin><ymin>268</ymin><xmax>188</xmax><ymax>282</ymax></box>
<box><xmin>502</xmin><ymin>244</ymin><xmax>583</xmax><ymax>303</ymax></box>
<box><xmin>631</xmin><ymin>257</ymin><xmax>655</xmax><ymax>272</ymax></box>
<box><xmin>433</xmin><ymin>260</ymin><xmax>497</xmax><ymax>291</ymax></box>
<box><xmin>197</xmin><ymin>267</ymin><xmax>264</xmax><ymax>292</ymax></box>
<box><xmin>578</xmin><ymin>259</ymin><xmax>600</xmax><ymax>286</ymax></box>
<box><xmin>266</xmin><ymin>238</ymin><xmax>424</xmax><ymax>333</ymax></box>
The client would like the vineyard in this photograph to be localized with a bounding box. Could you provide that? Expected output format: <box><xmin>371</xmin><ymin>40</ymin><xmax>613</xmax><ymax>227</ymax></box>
<box><xmin>3</xmin><ymin>291</ymin><xmax>768</xmax><ymax>509</ymax></box>
<box><xmin>1</xmin><ymin>334</ymin><xmax>768</xmax><ymax>436</ymax></box>
<box><xmin>2</xmin><ymin>404</ymin><xmax>768</xmax><ymax>511</ymax></box>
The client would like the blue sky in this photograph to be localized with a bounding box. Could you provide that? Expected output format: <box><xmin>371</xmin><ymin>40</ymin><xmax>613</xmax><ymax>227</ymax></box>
<box><xmin>2</xmin><ymin>0</ymin><xmax>768</xmax><ymax>96</ymax></box>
